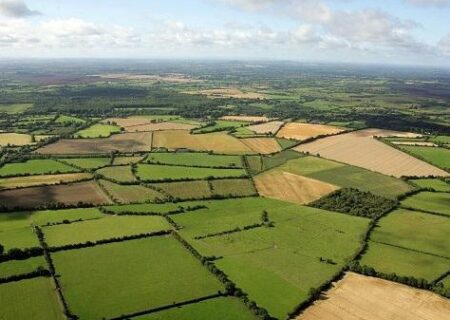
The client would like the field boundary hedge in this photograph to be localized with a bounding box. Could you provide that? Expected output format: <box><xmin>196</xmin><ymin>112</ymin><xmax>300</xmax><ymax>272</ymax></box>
<box><xmin>0</xmin><ymin>267</ymin><xmax>51</xmax><ymax>285</ymax></box>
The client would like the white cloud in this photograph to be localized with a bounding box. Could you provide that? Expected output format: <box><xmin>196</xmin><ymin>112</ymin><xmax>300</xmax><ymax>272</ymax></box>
<box><xmin>0</xmin><ymin>0</ymin><xmax>40</xmax><ymax>18</ymax></box>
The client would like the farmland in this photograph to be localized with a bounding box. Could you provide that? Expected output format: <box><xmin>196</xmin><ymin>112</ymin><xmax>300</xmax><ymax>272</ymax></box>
<box><xmin>0</xmin><ymin>159</ymin><xmax>77</xmax><ymax>177</ymax></box>
<box><xmin>0</xmin><ymin>133</ymin><xmax>37</xmax><ymax>146</ymax></box>
<box><xmin>96</xmin><ymin>165</ymin><xmax>137</xmax><ymax>182</ymax></box>
<box><xmin>146</xmin><ymin>152</ymin><xmax>243</xmax><ymax>168</ymax></box>
<box><xmin>401</xmin><ymin>192</ymin><xmax>450</xmax><ymax>216</ymax></box>
<box><xmin>240</xmin><ymin>138</ymin><xmax>281</xmax><ymax>154</ymax></box>
<box><xmin>409</xmin><ymin>178</ymin><xmax>450</xmax><ymax>191</ymax></box>
<box><xmin>398</xmin><ymin>145</ymin><xmax>450</xmax><ymax>169</ymax></box>
<box><xmin>98</xmin><ymin>179</ymin><xmax>164</xmax><ymax>203</ymax></box>
<box><xmin>58</xmin><ymin>157</ymin><xmax>111</xmax><ymax>169</ymax></box>
<box><xmin>0</xmin><ymin>172</ymin><xmax>92</xmax><ymax>189</ymax></box>
<box><xmin>297</xmin><ymin>272</ymin><xmax>450</xmax><ymax>320</ymax></box>
<box><xmin>74</xmin><ymin>123</ymin><xmax>121</xmax><ymax>138</ymax></box>
<box><xmin>247</xmin><ymin>121</ymin><xmax>284</xmax><ymax>134</ymax></box>
<box><xmin>276</xmin><ymin>122</ymin><xmax>344</xmax><ymax>141</ymax></box>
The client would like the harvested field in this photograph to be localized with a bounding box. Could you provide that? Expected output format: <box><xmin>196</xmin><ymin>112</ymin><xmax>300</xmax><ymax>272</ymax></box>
<box><xmin>295</xmin><ymin>129</ymin><xmax>448</xmax><ymax>177</ymax></box>
<box><xmin>0</xmin><ymin>181</ymin><xmax>111</xmax><ymax>209</ymax></box>
<box><xmin>0</xmin><ymin>133</ymin><xmax>35</xmax><ymax>146</ymax></box>
<box><xmin>36</xmin><ymin>132</ymin><xmax>153</xmax><ymax>154</ymax></box>
<box><xmin>152</xmin><ymin>130</ymin><xmax>253</xmax><ymax>154</ymax></box>
<box><xmin>0</xmin><ymin>172</ymin><xmax>92</xmax><ymax>189</ymax></box>
<box><xmin>123</xmin><ymin>121</ymin><xmax>196</xmax><ymax>132</ymax></box>
<box><xmin>247</xmin><ymin>121</ymin><xmax>284</xmax><ymax>134</ymax></box>
<box><xmin>276</xmin><ymin>123</ymin><xmax>344</xmax><ymax>141</ymax></box>
<box><xmin>297</xmin><ymin>272</ymin><xmax>450</xmax><ymax>320</ymax></box>
<box><xmin>98</xmin><ymin>180</ymin><xmax>164</xmax><ymax>203</ymax></box>
<box><xmin>351</xmin><ymin>128</ymin><xmax>423</xmax><ymax>138</ymax></box>
<box><xmin>255</xmin><ymin>171</ymin><xmax>338</xmax><ymax>204</ymax></box>
<box><xmin>59</xmin><ymin>157</ymin><xmax>111</xmax><ymax>169</ymax></box>
<box><xmin>185</xmin><ymin>88</ymin><xmax>266</xmax><ymax>99</ymax></box>
<box><xmin>240</xmin><ymin>138</ymin><xmax>281</xmax><ymax>154</ymax></box>
<box><xmin>391</xmin><ymin>141</ymin><xmax>437</xmax><ymax>147</ymax></box>
<box><xmin>220</xmin><ymin>116</ymin><xmax>269</xmax><ymax>122</ymax></box>
<box><xmin>152</xmin><ymin>180</ymin><xmax>212</xmax><ymax>200</ymax></box>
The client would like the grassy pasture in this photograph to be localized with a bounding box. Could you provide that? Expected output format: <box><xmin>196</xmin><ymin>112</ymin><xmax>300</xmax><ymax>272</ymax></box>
<box><xmin>136</xmin><ymin>297</ymin><xmax>257</xmax><ymax>320</ymax></box>
<box><xmin>0</xmin><ymin>159</ymin><xmax>78</xmax><ymax>177</ymax></box>
<box><xmin>96</xmin><ymin>165</ymin><xmax>136</xmax><ymax>182</ymax></box>
<box><xmin>102</xmin><ymin>202</ymin><xmax>184</xmax><ymax>215</ymax></box>
<box><xmin>152</xmin><ymin>180</ymin><xmax>212</xmax><ymax>200</ymax></box>
<box><xmin>409</xmin><ymin>179</ymin><xmax>450</xmax><ymax>192</ymax></box>
<box><xmin>0</xmin><ymin>103</ymin><xmax>33</xmax><ymax>114</ymax></box>
<box><xmin>429</xmin><ymin>135</ymin><xmax>450</xmax><ymax>145</ymax></box>
<box><xmin>30</xmin><ymin>208</ymin><xmax>104</xmax><ymax>226</ymax></box>
<box><xmin>0</xmin><ymin>277</ymin><xmax>64</xmax><ymax>320</ymax></box>
<box><xmin>246</xmin><ymin>150</ymin><xmax>302</xmax><ymax>175</ymax></box>
<box><xmin>193</xmin><ymin>120</ymin><xmax>247</xmax><ymax>133</ymax></box>
<box><xmin>55</xmin><ymin>115</ymin><xmax>85</xmax><ymax>124</ymax></box>
<box><xmin>401</xmin><ymin>192</ymin><xmax>450</xmax><ymax>216</ymax></box>
<box><xmin>59</xmin><ymin>157</ymin><xmax>111</xmax><ymax>169</ymax></box>
<box><xmin>0</xmin><ymin>227</ymin><xmax>39</xmax><ymax>250</ymax></box>
<box><xmin>98</xmin><ymin>180</ymin><xmax>164</xmax><ymax>203</ymax></box>
<box><xmin>210</xmin><ymin>179</ymin><xmax>257</xmax><ymax>197</ymax></box>
<box><xmin>112</xmin><ymin>156</ymin><xmax>143</xmax><ymax>165</ymax></box>
<box><xmin>52</xmin><ymin>236</ymin><xmax>224</xmax><ymax>319</ymax></box>
<box><xmin>397</xmin><ymin>146</ymin><xmax>450</xmax><ymax>170</ymax></box>
<box><xmin>277</xmin><ymin>156</ymin><xmax>413</xmax><ymax>198</ymax></box>
<box><xmin>360</xmin><ymin>242</ymin><xmax>450</xmax><ymax>281</ymax></box>
<box><xmin>146</xmin><ymin>152</ymin><xmax>243</xmax><ymax>168</ymax></box>
<box><xmin>0</xmin><ymin>172</ymin><xmax>92</xmax><ymax>189</ymax></box>
<box><xmin>276</xmin><ymin>138</ymin><xmax>298</xmax><ymax>149</ymax></box>
<box><xmin>0</xmin><ymin>256</ymin><xmax>47</xmax><ymax>279</ymax></box>
<box><xmin>74</xmin><ymin>123</ymin><xmax>121</xmax><ymax>138</ymax></box>
<box><xmin>181</xmin><ymin>203</ymin><xmax>370</xmax><ymax>319</ymax></box>
<box><xmin>43</xmin><ymin>215</ymin><xmax>171</xmax><ymax>247</ymax></box>
<box><xmin>136</xmin><ymin>164</ymin><xmax>246</xmax><ymax>181</ymax></box>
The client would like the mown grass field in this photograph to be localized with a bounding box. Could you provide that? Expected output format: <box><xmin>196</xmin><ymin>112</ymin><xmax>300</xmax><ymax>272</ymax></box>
<box><xmin>0</xmin><ymin>277</ymin><xmax>64</xmax><ymax>320</ymax></box>
<box><xmin>210</xmin><ymin>179</ymin><xmax>257</xmax><ymax>197</ymax></box>
<box><xmin>398</xmin><ymin>146</ymin><xmax>450</xmax><ymax>169</ymax></box>
<box><xmin>0</xmin><ymin>256</ymin><xmax>47</xmax><ymax>279</ymax></box>
<box><xmin>136</xmin><ymin>297</ymin><xmax>257</xmax><ymax>320</ymax></box>
<box><xmin>152</xmin><ymin>180</ymin><xmax>212</xmax><ymax>200</ymax></box>
<box><xmin>0</xmin><ymin>172</ymin><xmax>92</xmax><ymax>189</ymax></box>
<box><xmin>136</xmin><ymin>164</ymin><xmax>246</xmax><ymax>181</ymax></box>
<box><xmin>275</xmin><ymin>156</ymin><xmax>413</xmax><ymax>198</ymax></box>
<box><xmin>43</xmin><ymin>215</ymin><xmax>171</xmax><ymax>247</ymax></box>
<box><xmin>102</xmin><ymin>202</ymin><xmax>183</xmax><ymax>215</ymax></box>
<box><xmin>0</xmin><ymin>227</ymin><xmax>40</xmax><ymax>250</ymax></box>
<box><xmin>174</xmin><ymin>198</ymin><xmax>370</xmax><ymax>319</ymax></box>
<box><xmin>0</xmin><ymin>159</ymin><xmax>78</xmax><ymax>177</ymax></box>
<box><xmin>409</xmin><ymin>178</ymin><xmax>450</xmax><ymax>192</ymax></box>
<box><xmin>59</xmin><ymin>157</ymin><xmax>111</xmax><ymax>169</ymax></box>
<box><xmin>30</xmin><ymin>208</ymin><xmax>105</xmax><ymax>226</ymax></box>
<box><xmin>401</xmin><ymin>192</ymin><xmax>450</xmax><ymax>216</ymax></box>
<box><xmin>146</xmin><ymin>152</ymin><xmax>243</xmax><ymax>168</ymax></box>
<box><xmin>0</xmin><ymin>103</ymin><xmax>33</xmax><ymax>114</ymax></box>
<box><xmin>74</xmin><ymin>123</ymin><xmax>121</xmax><ymax>138</ymax></box>
<box><xmin>246</xmin><ymin>150</ymin><xmax>302</xmax><ymax>175</ymax></box>
<box><xmin>52</xmin><ymin>236</ymin><xmax>224</xmax><ymax>319</ymax></box>
<box><xmin>96</xmin><ymin>165</ymin><xmax>137</xmax><ymax>182</ymax></box>
<box><xmin>98</xmin><ymin>180</ymin><xmax>164</xmax><ymax>203</ymax></box>
<box><xmin>55</xmin><ymin>115</ymin><xmax>85</xmax><ymax>124</ymax></box>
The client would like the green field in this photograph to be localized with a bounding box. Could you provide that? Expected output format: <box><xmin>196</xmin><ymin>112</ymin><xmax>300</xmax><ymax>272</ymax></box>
<box><xmin>0</xmin><ymin>256</ymin><xmax>47</xmax><ymax>279</ymax></box>
<box><xmin>146</xmin><ymin>152</ymin><xmax>243</xmax><ymax>168</ymax></box>
<box><xmin>97</xmin><ymin>165</ymin><xmax>136</xmax><ymax>182</ymax></box>
<box><xmin>55</xmin><ymin>115</ymin><xmax>86</xmax><ymax>124</ymax></box>
<box><xmin>193</xmin><ymin>120</ymin><xmax>247</xmax><ymax>133</ymax></box>
<box><xmin>98</xmin><ymin>180</ymin><xmax>164</xmax><ymax>203</ymax></box>
<box><xmin>102</xmin><ymin>202</ymin><xmax>183</xmax><ymax>215</ymax></box>
<box><xmin>0</xmin><ymin>159</ymin><xmax>78</xmax><ymax>177</ymax></box>
<box><xmin>0</xmin><ymin>103</ymin><xmax>33</xmax><ymax>114</ymax></box>
<box><xmin>52</xmin><ymin>236</ymin><xmax>224</xmax><ymax>319</ymax></box>
<box><xmin>210</xmin><ymin>179</ymin><xmax>257</xmax><ymax>197</ymax></box>
<box><xmin>30</xmin><ymin>208</ymin><xmax>105</xmax><ymax>226</ymax></box>
<box><xmin>136</xmin><ymin>164</ymin><xmax>246</xmax><ymax>181</ymax></box>
<box><xmin>398</xmin><ymin>146</ymin><xmax>450</xmax><ymax>169</ymax></box>
<box><xmin>136</xmin><ymin>297</ymin><xmax>257</xmax><ymax>320</ymax></box>
<box><xmin>75</xmin><ymin>123</ymin><xmax>121</xmax><ymax>138</ymax></box>
<box><xmin>59</xmin><ymin>157</ymin><xmax>111</xmax><ymax>169</ymax></box>
<box><xmin>0</xmin><ymin>227</ymin><xmax>39</xmax><ymax>250</ymax></box>
<box><xmin>276</xmin><ymin>138</ymin><xmax>297</xmax><ymax>149</ymax></box>
<box><xmin>113</xmin><ymin>156</ymin><xmax>143</xmax><ymax>165</ymax></box>
<box><xmin>360</xmin><ymin>241</ymin><xmax>449</xmax><ymax>281</ymax></box>
<box><xmin>43</xmin><ymin>215</ymin><xmax>171</xmax><ymax>247</ymax></box>
<box><xmin>0</xmin><ymin>277</ymin><xmax>64</xmax><ymax>320</ymax></box>
<box><xmin>246</xmin><ymin>150</ymin><xmax>302</xmax><ymax>175</ymax></box>
<box><xmin>409</xmin><ymin>178</ymin><xmax>450</xmax><ymax>192</ymax></box>
<box><xmin>429</xmin><ymin>135</ymin><xmax>450</xmax><ymax>145</ymax></box>
<box><xmin>275</xmin><ymin>156</ymin><xmax>413</xmax><ymax>198</ymax></box>
<box><xmin>175</xmin><ymin>198</ymin><xmax>370</xmax><ymax>318</ymax></box>
<box><xmin>401</xmin><ymin>192</ymin><xmax>450</xmax><ymax>216</ymax></box>
<box><xmin>152</xmin><ymin>180</ymin><xmax>212</xmax><ymax>200</ymax></box>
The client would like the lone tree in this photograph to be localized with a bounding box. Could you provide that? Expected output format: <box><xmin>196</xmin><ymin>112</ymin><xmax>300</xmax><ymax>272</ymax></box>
<box><xmin>0</xmin><ymin>243</ymin><xmax>4</xmax><ymax>255</ymax></box>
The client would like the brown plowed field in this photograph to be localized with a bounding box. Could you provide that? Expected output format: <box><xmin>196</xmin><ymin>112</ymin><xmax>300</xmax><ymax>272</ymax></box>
<box><xmin>36</xmin><ymin>132</ymin><xmax>153</xmax><ymax>154</ymax></box>
<box><xmin>247</xmin><ymin>121</ymin><xmax>284</xmax><ymax>134</ymax></box>
<box><xmin>220</xmin><ymin>115</ymin><xmax>269</xmax><ymax>122</ymax></box>
<box><xmin>152</xmin><ymin>130</ymin><xmax>253</xmax><ymax>154</ymax></box>
<box><xmin>0</xmin><ymin>181</ymin><xmax>111</xmax><ymax>209</ymax></box>
<box><xmin>0</xmin><ymin>173</ymin><xmax>93</xmax><ymax>189</ymax></box>
<box><xmin>297</xmin><ymin>272</ymin><xmax>450</xmax><ymax>320</ymax></box>
<box><xmin>276</xmin><ymin>123</ymin><xmax>344</xmax><ymax>141</ymax></box>
<box><xmin>255</xmin><ymin>171</ymin><xmax>338</xmax><ymax>204</ymax></box>
<box><xmin>295</xmin><ymin>129</ymin><xmax>448</xmax><ymax>177</ymax></box>
<box><xmin>240</xmin><ymin>138</ymin><xmax>281</xmax><ymax>154</ymax></box>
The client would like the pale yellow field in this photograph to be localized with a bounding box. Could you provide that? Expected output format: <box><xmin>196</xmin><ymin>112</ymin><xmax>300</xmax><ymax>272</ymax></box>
<box><xmin>276</xmin><ymin>123</ymin><xmax>344</xmax><ymax>141</ymax></box>
<box><xmin>240</xmin><ymin>138</ymin><xmax>281</xmax><ymax>154</ymax></box>
<box><xmin>124</xmin><ymin>122</ymin><xmax>196</xmax><ymax>132</ymax></box>
<box><xmin>297</xmin><ymin>272</ymin><xmax>450</xmax><ymax>320</ymax></box>
<box><xmin>391</xmin><ymin>141</ymin><xmax>437</xmax><ymax>147</ymax></box>
<box><xmin>220</xmin><ymin>115</ymin><xmax>270</xmax><ymax>122</ymax></box>
<box><xmin>152</xmin><ymin>130</ymin><xmax>253</xmax><ymax>154</ymax></box>
<box><xmin>184</xmin><ymin>88</ymin><xmax>266</xmax><ymax>99</ymax></box>
<box><xmin>0</xmin><ymin>133</ymin><xmax>33</xmax><ymax>146</ymax></box>
<box><xmin>295</xmin><ymin>129</ymin><xmax>448</xmax><ymax>177</ymax></box>
<box><xmin>247</xmin><ymin>121</ymin><xmax>284</xmax><ymax>134</ymax></box>
<box><xmin>255</xmin><ymin>171</ymin><xmax>338</xmax><ymax>204</ymax></box>
<box><xmin>0</xmin><ymin>173</ymin><xmax>93</xmax><ymax>189</ymax></box>
<box><xmin>355</xmin><ymin>128</ymin><xmax>422</xmax><ymax>138</ymax></box>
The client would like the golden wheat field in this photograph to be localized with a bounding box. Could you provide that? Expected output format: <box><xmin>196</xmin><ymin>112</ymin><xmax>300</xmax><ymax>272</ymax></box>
<box><xmin>247</xmin><ymin>121</ymin><xmax>284</xmax><ymax>134</ymax></box>
<box><xmin>240</xmin><ymin>138</ymin><xmax>281</xmax><ymax>154</ymax></box>
<box><xmin>276</xmin><ymin>123</ymin><xmax>344</xmax><ymax>140</ymax></box>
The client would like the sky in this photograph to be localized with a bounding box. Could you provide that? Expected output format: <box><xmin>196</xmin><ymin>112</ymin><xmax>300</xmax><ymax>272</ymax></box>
<box><xmin>0</xmin><ymin>0</ymin><xmax>450</xmax><ymax>66</ymax></box>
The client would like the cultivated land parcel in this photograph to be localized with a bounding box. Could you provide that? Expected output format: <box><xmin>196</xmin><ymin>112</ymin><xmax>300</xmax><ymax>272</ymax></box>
<box><xmin>0</xmin><ymin>62</ymin><xmax>449</xmax><ymax>320</ymax></box>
